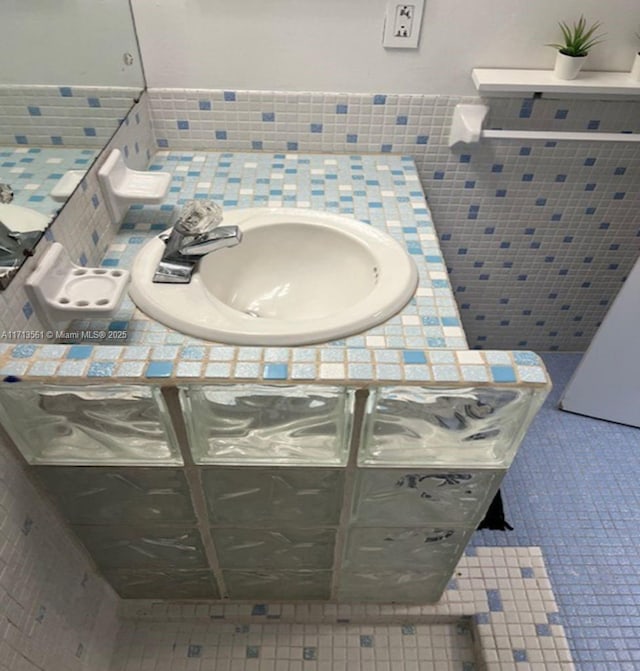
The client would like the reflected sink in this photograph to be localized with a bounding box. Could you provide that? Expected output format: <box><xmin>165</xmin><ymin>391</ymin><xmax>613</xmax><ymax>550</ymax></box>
<box><xmin>0</xmin><ymin>204</ymin><xmax>50</xmax><ymax>232</ymax></box>
<box><xmin>129</xmin><ymin>208</ymin><xmax>418</xmax><ymax>346</ymax></box>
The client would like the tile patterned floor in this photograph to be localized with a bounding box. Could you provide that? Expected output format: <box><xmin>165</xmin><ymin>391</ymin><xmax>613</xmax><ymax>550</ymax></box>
<box><xmin>108</xmin><ymin>353</ymin><xmax>639</xmax><ymax>670</ymax></box>
<box><xmin>111</xmin><ymin>620</ymin><xmax>477</xmax><ymax>671</ymax></box>
<box><xmin>473</xmin><ymin>352</ymin><xmax>640</xmax><ymax>671</ymax></box>
<box><xmin>113</xmin><ymin>546</ymin><xmax>574</xmax><ymax>671</ymax></box>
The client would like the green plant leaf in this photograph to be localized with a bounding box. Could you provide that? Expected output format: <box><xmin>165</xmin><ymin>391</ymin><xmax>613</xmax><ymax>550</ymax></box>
<box><xmin>548</xmin><ymin>15</ymin><xmax>605</xmax><ymax>57</ymax></box>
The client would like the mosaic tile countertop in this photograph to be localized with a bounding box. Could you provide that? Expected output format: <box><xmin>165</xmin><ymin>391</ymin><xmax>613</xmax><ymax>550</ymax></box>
<box><xmin>0</xmin><ymin>151</ymin><xmax>550</xmax><ymax>388</ymax></box>
<box><xmin>0</xmin><ymin>145</ymin><xmax>97</xmax><ymax>218</ymax></box>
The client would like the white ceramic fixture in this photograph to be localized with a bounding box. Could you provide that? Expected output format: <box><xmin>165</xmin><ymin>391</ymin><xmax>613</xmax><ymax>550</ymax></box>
<box><xmin>448</xmin><ymin>104</ymin><xmax>489</xmax><ymax>148</ymax></box>
<box><xmin>50</xmin><ymin>170</ymin><xmax>85</xmax><ymax>202</ymax></box>
<box><xmin>631</xmin><ymin>52</ymin><xmax>640</xmax><ymax>82</ymax></box>
<box><xmin>98</xmin><ymin>149</ymin><xmax>171</xmax><ymax>224</ymax></box>
<box><xmin>129</xmin><ymin>208</ymin><xmax>418</xmax><ymax>346</ymax></box>
<box><xmin>26</xmin><ymin>243</ymin><xmax>130</xmax><ymax>327</ymax></box>
<box><xmin>0</xmin><ymin>204</ymin><xmax>50</xmax><ymax>232</ymax></box>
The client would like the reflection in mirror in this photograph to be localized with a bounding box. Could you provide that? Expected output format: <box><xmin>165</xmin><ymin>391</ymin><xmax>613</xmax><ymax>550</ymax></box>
<box><xmin>0</xmin><ymin>0</ymin><xmax>145</xmax><ymax>287</ymax></box>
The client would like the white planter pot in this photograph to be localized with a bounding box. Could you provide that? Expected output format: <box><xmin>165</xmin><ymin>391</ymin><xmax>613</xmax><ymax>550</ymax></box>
<box><xmin>630</xmin><ymin>52</ymin><xmax>640</xmax><ymax>82</ymax></box>
<box><xmin>553</xmin><ymin>51</ymin><xmax>586</xmax><ymax>80</ymax></box>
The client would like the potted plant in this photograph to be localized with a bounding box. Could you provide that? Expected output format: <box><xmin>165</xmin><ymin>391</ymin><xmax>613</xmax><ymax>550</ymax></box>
<box><xmin>631</xmin><ymin>31</ymin><xmax>640</xmax><ymax>81</ymax></box>
<box><xmin>548</xmin><ymin>16</ymin><xmax>605</xmax><ymax>80</ymax></box>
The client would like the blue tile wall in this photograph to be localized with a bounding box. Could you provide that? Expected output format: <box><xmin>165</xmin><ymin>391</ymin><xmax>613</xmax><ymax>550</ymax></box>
<box><xmin>148</xmin><ymin>89</ymin><xmax>640</xmax><ymax>351</ymax></box>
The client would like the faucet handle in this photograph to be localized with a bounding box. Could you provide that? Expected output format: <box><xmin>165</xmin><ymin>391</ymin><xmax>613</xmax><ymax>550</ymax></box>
<box><xmin>173</xmin><ymin>200</ymin><xmax>223</xmax><ymax>236</ymax></box>
<box><xmin>0</xmin><ymin>184</ymin><xmax>14</xmax><ymax>204</ymax></box>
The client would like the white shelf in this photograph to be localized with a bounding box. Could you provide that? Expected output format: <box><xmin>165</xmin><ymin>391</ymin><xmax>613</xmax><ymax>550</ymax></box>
<box><xmin>472</xmin><ymin>68</ymin><xmax>640</xmax><ymax>98</ymax></box>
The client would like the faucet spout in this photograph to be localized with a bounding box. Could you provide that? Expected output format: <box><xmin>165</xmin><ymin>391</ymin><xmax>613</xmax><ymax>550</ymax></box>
<box><xmin>152</xmin><ymin>201</ymin><xmax>242</xmax><ymax>284</ymax></box>
<box><xmin>176</xmin><ymin>226</ymin><xmax>242</xmax><ymax>257</ymax></box>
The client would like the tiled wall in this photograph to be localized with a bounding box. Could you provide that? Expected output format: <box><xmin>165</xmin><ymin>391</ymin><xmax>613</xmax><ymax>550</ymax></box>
<box><xmin>3</xmin><ymin>86</ymin><xmax>637</xmax><ymax>351</ymax></box>
<box><xmin>0</xmin><ymin>431</ymin><xmax>120</xmax><ymax>670</ymax></box>
<box><xmin>0</xmin><ymin>86</ymin><xmax>140</xmax><ymax>148</ymax></box>
<box><xmin>147</xmin><ymin>88</ymin><xmax>640</xmax><ymax>351</ymax></box>
<box><xmin>0</xmin><ymin>93</ymin><xmax>156</xmax><ymax>336</ymax></box>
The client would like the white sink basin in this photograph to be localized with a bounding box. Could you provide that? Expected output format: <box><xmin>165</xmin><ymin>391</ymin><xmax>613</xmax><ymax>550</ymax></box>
<box><xmin>129</xmin><ymin>208</ymin><xmax>418</xmax><ymax>346</ymax></box>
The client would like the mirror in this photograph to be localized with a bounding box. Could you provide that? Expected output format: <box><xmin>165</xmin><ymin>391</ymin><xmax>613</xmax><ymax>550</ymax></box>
<box><xmin>0</xmin><ymin>0</ymin><xmax>145</xmax><ymax>287</ymax></box>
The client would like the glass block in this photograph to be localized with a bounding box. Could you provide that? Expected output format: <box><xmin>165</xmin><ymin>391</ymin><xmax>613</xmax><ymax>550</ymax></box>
<box><xmin>0</xmin><ymin>384</ymin><xmax>181</xmax><ymax>465</ymax></box>
<box><xmin>71</xmin><ymin>526</ymin><xmax>207</xmax><ymax>570</ymax></box>
<box><xmin>213</xmin><ymin>528</ymin><xmax>336</xmax><ymax>569</ymax></box>
<box><xmin>180</xmin><ymin>384</ymin><xmax>354</xmax><ymax>465</ymax></box>
<box><xmin>360</xmin><ymin>385</ymin><xmax>545</xmax><ymax>467</ymax></box>
<box><xmin>33</xmin><ymin>467</ymin><xmax>196</xmax><ymax>525</ymax></box>
<box><xmin>337</xmin><ymin>570</ymin><xmax>450</xmax><ymax>603</ymax></box>
<box><xmin>202</xmin><ymin>467</ymin><xmax>344</xmax><ymax>527</ymax></box>
<box><xmin>104</xmin><ymin>569</ymin><xmax>219</xmax><ymax>599</ymax></box>
<box><xmin>352</xmin><ymin>468</ymin><xmax>505</xmax><ymax>527</ymax></box>
<box><xmin>342</xmin><ymin>526</ymin><xmax>473</xmax><ymax>571</ymax></box>
<box><xmin>224</xmin><ymin>570</ymin><xmax>331</xmax><ymax>600</ymax></box>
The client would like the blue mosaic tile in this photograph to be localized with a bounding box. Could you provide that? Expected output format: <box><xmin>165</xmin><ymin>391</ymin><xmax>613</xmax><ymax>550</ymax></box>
<box><xmin>303</xmin><ymin>647</ymin><xmax>317</xmax><ymax>660</ymax></box>
<box><xmin>487</xmin><ymin>589</ymin><xmax>503</xmax><ymax>612</ymax></box>
<box><xmin>145</xmin><ymin>361</ymin><xmax>174</xmax><ymax>378</ymax></box>
<box><xmin>11</xmin><ymin>345</ymin><xmax>37</xmax><ymax>358</ymax></box>
<box><xmin>513</xmin><ymin>649</ymin><xmax>528</xmax><ymax>662</ymax></box>
<box><xmin>187</xmin><ymin>645</ymin><xmax>202</xmax><ymax>658</ymax></box>
<box><xmin>246</xmin><ymin>646</ymin><xmax>259</xmax><ymax>659</ymax></box>
<box><xmin>66</xmin><ymin>345</ymin><xmax>93</xmax><ymax>360</ymax></box>
<box><xmin>403</xmin><ymin>350</ymin><xmax>427</xmax><ymax>364</ymax></box>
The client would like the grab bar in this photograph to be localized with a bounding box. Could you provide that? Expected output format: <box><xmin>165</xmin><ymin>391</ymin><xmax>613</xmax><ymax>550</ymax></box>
<box><xmin>448</xmin><ymin>104</ymin><xmax>640</xmax><ymax>147</ymax></box>
<box><xmin>482</xmin><ymin>130</ymin><xmax>640</xmax><ymax>143</ymax></box>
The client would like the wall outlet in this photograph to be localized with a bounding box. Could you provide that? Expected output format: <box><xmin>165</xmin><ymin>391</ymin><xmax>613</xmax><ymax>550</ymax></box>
<box><xmin>382</xmin><ymin>1</ymin><xmax>425</xmax><ymax>49</ymax></box>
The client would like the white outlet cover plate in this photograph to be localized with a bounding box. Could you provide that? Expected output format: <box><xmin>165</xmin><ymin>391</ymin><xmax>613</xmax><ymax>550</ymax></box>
<box><xmin>383</xmin><ymin>0</ymin><xmax>425</xmax><ymax>49</ymax></box>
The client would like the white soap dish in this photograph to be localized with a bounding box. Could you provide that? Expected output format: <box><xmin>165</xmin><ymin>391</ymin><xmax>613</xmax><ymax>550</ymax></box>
<box><xmin>25</xmin><ymin>243</ymin><xmax>130</xmax><ymax>326</ymax></box>
<box><xmin>98</xmin><ymin>148</ymin><xmax>171</xmax><ymax>224</ymax></box>
<box><xmin>50</xmin><ymin>170</ymin><xmax>85</xmax><ymax>202</ymax></box>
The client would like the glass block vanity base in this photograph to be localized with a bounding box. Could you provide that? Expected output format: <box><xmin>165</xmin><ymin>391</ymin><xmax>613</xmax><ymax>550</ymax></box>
<box><xmin>10</xmin><ymin>376</ymin><xmax>549</xmax><ymax>604</ymax></box>
<box><xmin>0</xmin><ymin>150</ymin><xmax>551</xmax><ymax>603</ymax></box>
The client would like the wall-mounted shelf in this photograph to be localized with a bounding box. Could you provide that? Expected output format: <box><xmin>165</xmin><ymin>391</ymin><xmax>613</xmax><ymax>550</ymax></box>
<box><xmin>472</xmin><ymin>68</ymin><xmax>640</xmax><ymax>98</ymax></box>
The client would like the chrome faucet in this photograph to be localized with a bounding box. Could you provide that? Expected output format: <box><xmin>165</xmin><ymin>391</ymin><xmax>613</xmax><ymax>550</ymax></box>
<box><xmin>153</xmin><ymin>200</ymin><xmax>242</xmax><ymax>283</ymax></box>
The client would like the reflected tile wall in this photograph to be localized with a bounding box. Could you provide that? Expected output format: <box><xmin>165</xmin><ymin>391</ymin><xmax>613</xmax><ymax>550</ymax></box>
<box><xmin>0</xmin><ymin>384</ymin><xmax>181</xmax><ymax>465</ymax></box>
<box><xmin>360</xmin><ymin>385</ymin><xmax>542</xmax><ymax>467</ymax></box>
<box><xmin>213</xmin><ymin>528</ymin><xmax>336</xmax><ymax>569</ymax></box>
<box><xmin>33</xmin><ymin>466</ymin><xmax>196</xmax><ymax>524</ymax></box>
<box><xmin>180</xmin><ymin>385</ymin><xmax>354</xmax><ymax>466</ymax></box>
<box><xmin>352</xmin><ymin>468</ymin><xmax>504</xmax><ymax>527</ymax></box>
<box><xmin>0</xmin><ymin>85</ymin><xmax>140</xmax><ymax>147</ymax></box>
<box><xmin>202</xmin><ymin>467</ymin><xmax>344</xmax><ymax>527</ymax></box>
